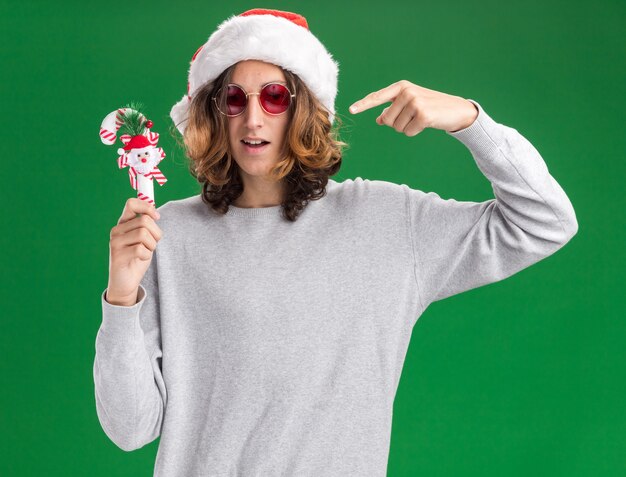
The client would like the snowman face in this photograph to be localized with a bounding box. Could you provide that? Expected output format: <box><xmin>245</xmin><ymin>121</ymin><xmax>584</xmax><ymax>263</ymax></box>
<box><xmin>127</xmin><ymin>146</ymin><xmax>159</xmax><ymax>174</ymax></box>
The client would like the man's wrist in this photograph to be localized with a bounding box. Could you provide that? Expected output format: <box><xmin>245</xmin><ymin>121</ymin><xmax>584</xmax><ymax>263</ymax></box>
<box><xmin>105</xmin><ymin>288</ymin><xmax>139</xmax><ymax>307</ymax></box>
<box><xmin>448</xmin><ymin>100</ymin><xmax>479</xmax><ymax>133</ymax></box>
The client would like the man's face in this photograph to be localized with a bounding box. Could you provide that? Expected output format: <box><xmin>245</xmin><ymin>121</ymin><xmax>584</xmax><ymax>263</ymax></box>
<box><xmin>226</xmin><ymin>60</ymin><xmax>290</xmax><ymax>183</ymax></box>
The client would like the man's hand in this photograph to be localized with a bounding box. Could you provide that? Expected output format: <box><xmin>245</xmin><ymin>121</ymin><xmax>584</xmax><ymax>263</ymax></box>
<box><xmin>349</xmin><ymin>80</ymin><xmax>479</xmax><ymax>135</ymax></box>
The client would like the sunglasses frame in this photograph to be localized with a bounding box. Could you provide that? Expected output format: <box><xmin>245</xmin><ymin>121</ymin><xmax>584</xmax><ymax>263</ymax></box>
<box><xmin>212</xmin><ymin>81</ymin><xmax>296</xmax><ymax>117</ymax></box>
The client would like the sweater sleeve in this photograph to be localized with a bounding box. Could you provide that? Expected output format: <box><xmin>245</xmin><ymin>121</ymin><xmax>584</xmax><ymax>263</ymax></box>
<box><xmin>93</xmin><ymin>255</ymin><xmax>166</xmax><ymax>451</ymax></box>
<box><xmin>404</xmin><ymin>99</ymin><xmax>578</xmax><ymax>311</ymax></box>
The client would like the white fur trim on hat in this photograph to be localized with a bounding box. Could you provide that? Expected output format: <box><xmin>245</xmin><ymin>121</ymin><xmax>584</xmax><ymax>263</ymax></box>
<box><xmin>170</xmin><ymin>11</ymin><xmax>339</xmax><ymax>135</ymax></box>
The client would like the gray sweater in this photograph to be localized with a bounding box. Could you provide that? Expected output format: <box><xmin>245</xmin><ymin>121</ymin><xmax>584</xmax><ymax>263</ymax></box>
<box><xmin>93</xmin><ymin>99</ymin><xmax>578</xmax><ymax>476</ymax></box>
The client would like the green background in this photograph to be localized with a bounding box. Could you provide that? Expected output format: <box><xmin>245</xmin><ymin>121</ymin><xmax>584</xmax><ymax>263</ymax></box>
<box><xmin>1</xmin><ymin>0</ymin><xmax>624</xmax><ymax>475</ymax></box>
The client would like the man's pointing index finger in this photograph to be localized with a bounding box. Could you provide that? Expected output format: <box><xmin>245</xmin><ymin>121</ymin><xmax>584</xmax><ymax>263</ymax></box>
<box><xmin>349</xmin><ymin>81</ymin><xmax>404</xmax><ymax>114</ymax></box>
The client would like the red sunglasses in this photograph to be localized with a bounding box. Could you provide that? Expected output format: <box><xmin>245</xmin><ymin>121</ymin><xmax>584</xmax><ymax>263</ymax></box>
<box><xmin>212</xmin><ymin>82</ymin><xmax>296</xmax><ymax>117</ymax></box>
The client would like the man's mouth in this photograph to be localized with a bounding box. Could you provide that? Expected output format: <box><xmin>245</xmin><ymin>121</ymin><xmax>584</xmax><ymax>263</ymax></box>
<box><xmin>241</xmin><ymin>139</ymin><xmax>270</xmax><ymax>148</ymax></box>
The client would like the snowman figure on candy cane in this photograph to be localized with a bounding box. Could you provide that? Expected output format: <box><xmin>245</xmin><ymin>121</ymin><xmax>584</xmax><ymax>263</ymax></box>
<box><xmin>99</xmin><ymin>102</ymin><xmax>167</xmax><ymax>206</ymax></box>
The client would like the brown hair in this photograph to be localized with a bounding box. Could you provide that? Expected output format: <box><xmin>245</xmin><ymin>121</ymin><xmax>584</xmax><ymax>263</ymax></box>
<box><xmin>169</xmin><ymin>61</ymin><xmax>349</xmax><ymax>222</ymax></box>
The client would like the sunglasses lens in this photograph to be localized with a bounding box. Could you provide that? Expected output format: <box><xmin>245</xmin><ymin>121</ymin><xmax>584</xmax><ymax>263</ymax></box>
<box><xmin>224</xmin><ymin>85</ymin><xmax>247</xmax><ymax>115</ymax></box>
<box><xmin>260</xmin><ymin>83</ymin><xmax>291</xmax><ymax>114</ymax></box>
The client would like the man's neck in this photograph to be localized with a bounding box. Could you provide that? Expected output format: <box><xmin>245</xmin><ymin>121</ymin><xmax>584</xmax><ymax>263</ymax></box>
<box><xmin>233</xmin><ymin>182</ymin><xmax>285</xmax><ymax>208</ymax></box>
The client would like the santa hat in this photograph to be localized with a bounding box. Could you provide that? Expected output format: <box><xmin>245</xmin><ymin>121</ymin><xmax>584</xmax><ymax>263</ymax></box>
<box><xmin>170</xmin><ymin>8</ymin><xmax>339</xmax><ymax>135</ymax></box>
<box><xmin>121</xmin><ymin>134</ymin><xmax>151</xmax><ymax>151</ymax></box>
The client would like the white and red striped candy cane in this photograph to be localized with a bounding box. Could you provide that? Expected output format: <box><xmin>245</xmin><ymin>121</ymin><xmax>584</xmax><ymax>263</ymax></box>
<box><xmin>100</xmin><ymin>108</ymin><xmax>167</xmax><ymax>206</ymax></box>
<box><xmin>99</xmin><ymin>108</ymin><xmax>147</xmax><ymax>145</ymax></box>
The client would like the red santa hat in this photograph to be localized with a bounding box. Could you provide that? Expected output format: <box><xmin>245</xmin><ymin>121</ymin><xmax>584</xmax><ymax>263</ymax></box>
<box><xmin>121</xmin><ymin>134</ymin><xmax>152</xmax><ymax>151</ymax></box>
<box><xmin>170</xmin><ymin>8</ymin><xmax>340</xmax><ymax>135</ymax></box>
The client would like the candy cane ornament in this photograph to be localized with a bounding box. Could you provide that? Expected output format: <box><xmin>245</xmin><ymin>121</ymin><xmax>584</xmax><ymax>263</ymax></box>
<box><xmin>99</xmin><ymin>104</ymin><xmax>167</xmax><ymax>206</ymax></box>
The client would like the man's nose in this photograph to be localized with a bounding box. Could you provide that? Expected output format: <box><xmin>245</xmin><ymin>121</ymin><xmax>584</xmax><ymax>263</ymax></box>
<box><xmin>244</xmin><ymin>93</ymin><xmax>264</xmax><ymax>129</ymax></box>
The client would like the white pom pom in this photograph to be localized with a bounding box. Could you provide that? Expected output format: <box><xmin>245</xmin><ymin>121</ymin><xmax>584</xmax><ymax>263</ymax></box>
<box><xmin>117</xmin><ymin>148</ymin><xmax>125</xmax><ymax>155</ymax></box>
